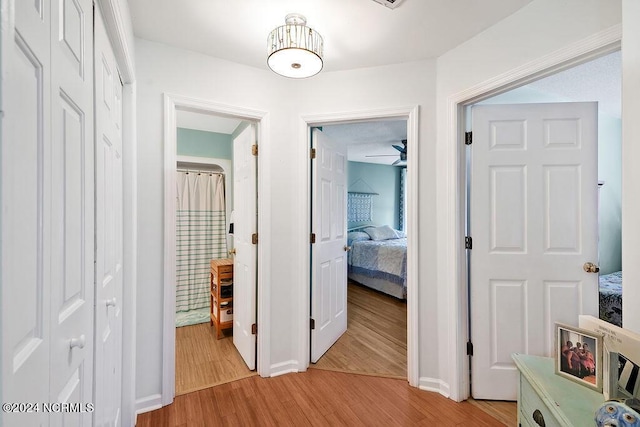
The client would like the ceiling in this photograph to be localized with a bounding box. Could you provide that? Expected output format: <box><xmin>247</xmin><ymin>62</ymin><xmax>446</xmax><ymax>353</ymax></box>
<box><xmin>129</xmin><ymin>0</ymin><xmax>534</xmax><ymax>73</ymax></box>
<box><xmin>527</xmin><ymin>50</ymin><xmax>621</xmax><ymax>118</ymax></box>
<box><xmin>174</xmin><ymin>50</ymin><xmax>620</xmax><ymax>167</ymax></box>
<box><xmin>155</xmin><ymin>1</ymin><xmax>618</xmax><ymax>166</ymax></box>
<box><xmin>176</xmin><ymin>110</ymin><xmax>242</xmax><ymax>134</ymax></box>
<box><xmin>322</xmin><ymin>120</ymin><xmax>407</xmax><ymax>165</ymax></box>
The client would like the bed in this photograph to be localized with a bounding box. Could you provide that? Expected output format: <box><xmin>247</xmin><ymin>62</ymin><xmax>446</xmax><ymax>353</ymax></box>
<box><xmin>599</xmin><ymin>270</ymin><xmax>622</xmax><ymax>327</ymax></box>
<box><xmin>347</xmin><ymin>225</ymin><xmax>407</xmax><ymax>299</ymax></box>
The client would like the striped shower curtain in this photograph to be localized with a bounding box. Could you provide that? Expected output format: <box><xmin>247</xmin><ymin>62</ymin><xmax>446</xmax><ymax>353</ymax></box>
<box><xmin>176</xmin><ymin>171</ymin><xmax>228</xmax><ymax>313</ymax></box>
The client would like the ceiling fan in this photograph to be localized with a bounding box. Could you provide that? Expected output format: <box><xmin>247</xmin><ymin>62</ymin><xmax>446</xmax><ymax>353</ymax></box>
<box><xmin>365</xmin><ymin>139</ymin><xmax>407</xmax><ymax>166</ymax></box>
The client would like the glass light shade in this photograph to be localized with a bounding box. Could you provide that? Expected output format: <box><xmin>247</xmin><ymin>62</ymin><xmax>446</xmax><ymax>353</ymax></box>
<box><xmin>267</xmin><ymin>14</ymin><xmax>323</xmax><ymax>79</ymax></box>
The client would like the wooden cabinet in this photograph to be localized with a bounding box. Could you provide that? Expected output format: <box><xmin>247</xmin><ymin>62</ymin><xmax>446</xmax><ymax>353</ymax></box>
<box><xmin>513</xmin><ymin>354</ymin><xmax>604</xmax><ymax>427</ymax></box>
<box><xmin>210</xmin><ymin>258</ymin><xmax>234</xmax><ymax>339</ymax></box>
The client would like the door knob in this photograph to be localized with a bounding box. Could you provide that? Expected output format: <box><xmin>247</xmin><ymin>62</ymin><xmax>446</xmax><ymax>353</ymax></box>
<box><xmin>106</xmin><ymin>297</ymin><xmax>117</xmax><ymax>307</ymax></box>
<box><xmin>583</xmin><ymin>262</ymin><xmax>600</xmax><ymax>273</ymax></box>
<box><xmin>344</xmin><ymin>246</ymin><xmax>351</xmax><ymax>252</ymax></box>
<box><xmin>69</xmin><ymin>335</ymin><xmax>86</xmax><ymax>349</ymax></box>
<box><xmin>229</xmin><ymin>248</ymin><xmax>236</xmax><ymax>255</ymax></box>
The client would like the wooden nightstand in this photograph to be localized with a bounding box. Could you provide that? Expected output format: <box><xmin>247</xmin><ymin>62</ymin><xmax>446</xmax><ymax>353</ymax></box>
<box><xmin>210</xmin><ymin>258</ymin><xmax>233</xmax><ymax>339</ymax></box>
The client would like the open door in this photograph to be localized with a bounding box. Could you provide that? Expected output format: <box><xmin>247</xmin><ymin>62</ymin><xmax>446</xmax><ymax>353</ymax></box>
<box><xmin>232</xmin><ymin>124</ymin><xmax>257</xmax><ymax>370</ymax></box>
<box><xmin>469</xmin><ymin>102</ymin><xmax>599</xmax><ymax>400</ymax></box>
<box><xmin>311</xmin><ymin>129</ymin><xmax>348</xmax><ymax>363</ymax></box>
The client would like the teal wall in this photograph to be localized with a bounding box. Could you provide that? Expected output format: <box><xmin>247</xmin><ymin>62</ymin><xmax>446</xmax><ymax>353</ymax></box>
<box><xmin>478</xmin><ymin>86</ymin><xmax>622</xmax><ymax>274</ymax></box>
<box><xmin>177</xmin><ymin>127</ymin><xmax>233</xmax><ymax>159</ymax></box>
<box><xmin>347</xmin><ymin>161</ymin><xmax>401</xmax><ymax>230</ymax></box>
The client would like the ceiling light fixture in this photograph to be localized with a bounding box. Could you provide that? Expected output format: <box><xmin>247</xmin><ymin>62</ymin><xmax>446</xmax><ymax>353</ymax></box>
<box><xmin>267</xmin><ymin>13</ymin><xmax>324</xmax><ymax>79</ymax></box>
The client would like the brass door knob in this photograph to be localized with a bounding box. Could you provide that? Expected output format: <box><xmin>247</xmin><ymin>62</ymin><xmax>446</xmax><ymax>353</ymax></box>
<box><xmin>229</xmin><ymin>248</ymin><xmax>236</xmax><ymax>255</ymax></box>
<box><xmin>344</xmin><ymin>245</ymin><xmax>351</xmax><ymax>252</ymax></box>
<box><xmin>583</xmin><ymin>262</ymin><xmax>600</xmax><ymax>273</ymax></box>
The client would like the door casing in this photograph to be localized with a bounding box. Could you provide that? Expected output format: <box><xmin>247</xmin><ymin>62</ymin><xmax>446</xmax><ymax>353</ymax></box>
<box><xmin>443</xmin><ymin>29</ymin><xmax>622</xmax><ymax>401</ymax></box>
<box><xmin>162</xmin><ymin>94</ymin><xmax>271</xmax><ymax>405</ymax></box>
<box><xmin>298</xmin><ymin>107</ymin><xmax>420</xmax><ymax>387</ymax></box>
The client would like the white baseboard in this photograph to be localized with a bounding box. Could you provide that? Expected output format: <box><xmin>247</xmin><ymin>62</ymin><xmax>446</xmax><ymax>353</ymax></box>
<box><xmin>135</xmin><ymin>394</ymin><xmax>163</xmax><ymax>415</ymax></box>
<box><xmin>418</xmin><ymin>377</ymin><xmax>451</xmax><ymax>398</ymax></box>
<box><xmin>269</xmin><ymin>360</ymin><xmax>300</xmax><ymax>377</ymax></box>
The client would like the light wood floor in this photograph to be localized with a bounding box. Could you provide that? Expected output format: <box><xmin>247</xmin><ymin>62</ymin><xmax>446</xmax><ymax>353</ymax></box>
<box><xmin>175</xmin><ymin>321</ymin><xmax>256</xmax><ymax>395</ymax></box>
<box><xmin>138</xmin><ymin>368</ymin><xmax>508</xmax><ymax>426</ymax></box>
<box><xmin>312</xmin><ymin>282</ymin><xmax>407</xmax><ymax>378</ymax></box>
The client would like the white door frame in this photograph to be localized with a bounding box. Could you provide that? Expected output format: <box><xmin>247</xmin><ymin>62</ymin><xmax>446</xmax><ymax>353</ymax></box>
<box><xmin>297</xmin><ymin>106</ymin><xmax>420</xmax><ymax>387</ymax></box>
<box><xmin>441</xmin><ymin>26</ymin><xmax>622</xmax><ymax>401</ymax></box>
<box><xmin>162</xmin><ymin>93</ymin><xmax>271</xmax><ymax>405</ymax></box>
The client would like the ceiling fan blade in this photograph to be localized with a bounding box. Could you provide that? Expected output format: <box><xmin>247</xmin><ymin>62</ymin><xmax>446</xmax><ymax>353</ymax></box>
<box><xmin>392</xmin><ymin>144</ymin><xmax>406</xmax><ymax>153</ymax></box>
<box><xmin>365</xmin><ymin>154</ymin><xmax>399</xmax><ymax>157</ymax></box>
<box><xmin>392</xmin><ymin>158</ymin><xmax>401</xmax><ymax>165</ymax></box>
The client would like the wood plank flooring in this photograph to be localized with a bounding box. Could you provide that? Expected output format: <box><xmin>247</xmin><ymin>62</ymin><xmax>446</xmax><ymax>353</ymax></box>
<box><xmin>175</xmin><ymin>321</ymin><xmax>256</xmax><ymax>395</ymax></box>
<box><xmin>169</xmin><ymin>282</ymin><xmax>517</xmax><ymax>425</ymax></box>
<box><xmin>312</xmin><ymin>282</ymin><xmax>407</xmax><ymax>378</ymax></box>
<box><xmin>468</xmin><ymin>399</ymin><xmax>517</xmax><ymax>426</ymax></box>
<box><xmin>137</xmin><ymin>369</ymin><xmax>508</xmax><ymax>426</ymax></box>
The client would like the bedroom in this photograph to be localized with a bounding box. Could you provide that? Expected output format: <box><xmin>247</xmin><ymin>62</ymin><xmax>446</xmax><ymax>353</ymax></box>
<box><xmin>311</xmin><ymin>120</ymin><xmax>409</xmax><ymax>378</ymax></box>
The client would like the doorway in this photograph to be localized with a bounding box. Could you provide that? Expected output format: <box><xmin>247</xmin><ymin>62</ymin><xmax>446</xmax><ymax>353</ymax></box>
<box><xmin>298</xmin><ymin>106</ymin><xmax>420</xmax><ymax>386</ymax></box>
<box><xmin>465</xmin><ymin>50</ymin><xmax>621</xmax><ymax>400</ymax></box>
<box><xmin>161</xmin><ymin>94</ymin><xmax>270</xmax><ymax>405</ymax></box>
<box><xmin>172</xmin><ymin>112</ymin><xmax>257</xmax><ymax>395</ymax></box>
<box><xmin>310</xmin><ymin>121</ymin><xmax>409</xmax><ymax>378</ymax></box>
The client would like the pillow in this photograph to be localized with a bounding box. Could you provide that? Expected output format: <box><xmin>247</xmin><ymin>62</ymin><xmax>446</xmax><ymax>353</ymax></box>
<box><xmin>395</xmin><ymin>229</ymin><xmax>406</xmax><ymax>238</ymax></box>
<box><xmin>347</xmin><ymin>231</ymin><xmax>370</xmax><ymax>245</ymax></box>
<box><xmin>364</xmin><ymin>225</ymin><xmax>398</xmax><ymax>241</ymax></box>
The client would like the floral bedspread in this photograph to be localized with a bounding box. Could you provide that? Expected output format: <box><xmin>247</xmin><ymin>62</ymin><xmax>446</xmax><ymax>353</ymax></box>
<box><xmin>599</xmin><ymin>270</ymin><xmax>622</xmax><ymax>327</ymax></box>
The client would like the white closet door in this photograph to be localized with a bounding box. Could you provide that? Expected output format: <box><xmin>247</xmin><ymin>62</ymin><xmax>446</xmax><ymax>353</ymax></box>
<box><xmin>49</xmin><ymin>0</ymin><xmax>96</xmax><ymax>424</ymax></box>
<box><xmin>2</xmin><ymin>0</ymin><xmax>95</xmax><ymax>425</ymax></box>
<box><xmin>94</xmin><ymin>5</ymin><xmax>124</xmax><ymax>426</ymax></box>
<box><xmin>1</xmin><ymin>2</ymin><xmax>52</xmax><ymax>424</ymax></box>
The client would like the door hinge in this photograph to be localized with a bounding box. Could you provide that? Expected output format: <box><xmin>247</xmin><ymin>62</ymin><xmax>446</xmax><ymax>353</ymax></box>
<box><xmin>251</xmin><ymin>233</ymin><xmax>258</xmax><ymax>244</ymax></box>
<box><xmin>467</xmin><ymin>341</ymin><xmax>474</xmax><ymax>356</ymax></box>
<box><xmin>251</xmin><ymin>144</ymin><xmax>258</xmax><ymax>156</ymax></box>
<box><xmin>251</xmin><ymin>323</ymin><xmax>257</xmax><ymax>335</ymax></box>
<box><xmin>465</xmin><ymin>236</ymin><xmax>472</xmax><ymax>250</ymax></box>
<box><xmin>310</xmin><ymin>233</ymin><xmax>316</xmax><ymax>244</ymax></box>
<box><xmin>310</xmin><ymin>318</ymin><xmax>316</xmax><ymax>330</ymax></box>
<box><xmin>310</xmin><ymin>148</ymin><xmax>316</xmax><ymax>159</ymax></box>
<box><xmin>465</xmin><ymin>131</ymin><xmax>472</xmax><ymax>145</ymax></box>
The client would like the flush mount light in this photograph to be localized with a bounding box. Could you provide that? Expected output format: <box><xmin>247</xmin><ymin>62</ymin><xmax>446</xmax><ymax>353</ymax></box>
<box><xmin>267</xmin><ymin>13</ymin><xmax>324</xmax><ymax>79</ymax></box>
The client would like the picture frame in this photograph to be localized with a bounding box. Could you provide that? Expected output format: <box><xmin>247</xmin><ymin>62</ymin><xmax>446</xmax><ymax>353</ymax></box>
<box><xmin>555</xmin><ymin>322</ymin><xmax>603</xmax><ymax>392</ymax></box>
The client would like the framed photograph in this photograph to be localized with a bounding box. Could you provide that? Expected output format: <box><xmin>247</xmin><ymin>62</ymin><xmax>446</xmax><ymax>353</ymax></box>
<box><xmin>555</xmin><ymin>322</ymin><xmax>603</xmax><ymax>392</ymax></box>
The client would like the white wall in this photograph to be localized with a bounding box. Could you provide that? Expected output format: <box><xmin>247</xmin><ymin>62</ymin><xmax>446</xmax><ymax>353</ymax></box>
<box><xmin>293</xmin><ymin>61</ymin><xmax>439</xmax><ymax>385</ymax></box>
<box><xmin>134</xmin><ymin>37</ymin><xmax>438</xmax><ymax>402</ymax></box>
<box><xmin>436</xmin><ymin>0</ymin><xmax>622</xmax><ymax>399</ymax></box>
<box><xmin>135</xmin><ymin>38</ymin><xmax>294</xmax><ymax>400</ymax></box>
<box><xmin>135</xmin><ymin>0</ymin><xmax>631</xmax><ymax>405</ymax></box>
<box><xmin>622</xmin><ymin>0</ymin><xmax>640</xmax><ymax>332</ymax></box>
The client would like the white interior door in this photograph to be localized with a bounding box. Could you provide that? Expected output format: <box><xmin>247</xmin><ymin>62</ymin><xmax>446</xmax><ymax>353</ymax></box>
<box><xmin>94</xmin><ymin>5</ymin><xmax>124</xmax><ymax>425</ymax></box>
<box><xmin>2</xmin><ymin>0</ymin><xmax>95</xmax><ymax>425</ymax></box>
<box><xmin>311</xmin><ymin>128</ymin><xmax>348</xmax><ymax>363</ymax></box>
<box><xmin>232</xmin><ymin>124</ymin><xmax>257</xmax><ymax>370</ymax></box>
<box><xmin>470</xmin><ymin>102</ymin><xmax>599</xmax><ymax>400</ymax></box>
